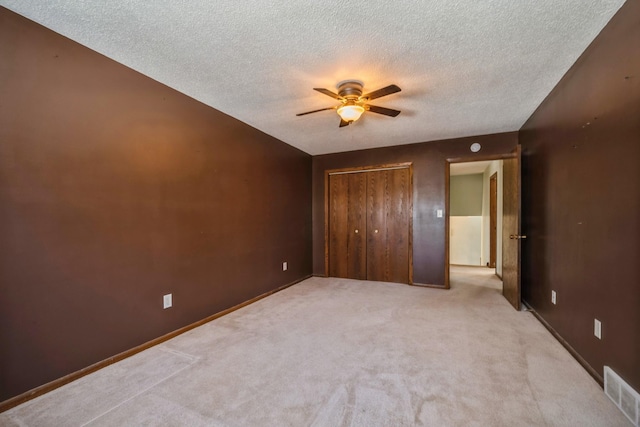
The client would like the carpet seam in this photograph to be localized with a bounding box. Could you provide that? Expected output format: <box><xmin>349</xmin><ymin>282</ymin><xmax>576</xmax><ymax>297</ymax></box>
<box><xmin>79</xmin><ymin>361</ymin><xmax>197</xmax><ymax>426</ymax></box>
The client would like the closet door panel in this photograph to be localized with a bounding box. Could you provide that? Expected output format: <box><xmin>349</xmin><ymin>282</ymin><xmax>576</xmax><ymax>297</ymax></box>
<box><xmin>366</xmin><ymin>170</ymin><xmax>389</xmax><ymax>281</ymax></box>
<box><xmin>387</xmin><ymin>168</ymin><xmax>410</xmax><ymax>284</ymax></box>
<box><xmin>347</xmin><ymin>173</ymin><xmax>367</xmax><ymax>279</ymax></box>
<box><xmin>328</xmin><ymin>174</ymin><xmax>349</xmax><ymax>278</ymax></box>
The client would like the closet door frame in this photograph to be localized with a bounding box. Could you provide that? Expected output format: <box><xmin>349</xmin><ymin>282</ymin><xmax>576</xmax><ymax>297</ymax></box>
<box><xmin>324</xmin><ymin>162</ymin><xmax>413</xmax><ymax>284</ymax></box>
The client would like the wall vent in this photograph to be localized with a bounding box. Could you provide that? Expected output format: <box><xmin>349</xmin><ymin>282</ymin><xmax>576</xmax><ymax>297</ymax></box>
<box><xmin>604</xmin><ymin>366</ymin><xmax>639</xmax><ymax>426</ymax></box>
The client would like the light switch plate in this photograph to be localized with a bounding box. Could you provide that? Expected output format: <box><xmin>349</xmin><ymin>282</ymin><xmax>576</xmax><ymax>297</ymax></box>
<box><xmin>594</xmin><ymin>319</ymin><xmax>602</xmax><ymax>339</ymax></box>
<box><xmin>282</xmin><ymin>262</ymin><xmax>288</xmax><ymax>271</ymax></box>
<box><xmin>163</xmin><ymin>294</ymin><xmax>172</xmax><ymax>309</ymax></box>
<box><xmin>437</xmin><ymin>209</ymin><xmax>443</xmax><ymax>218</ymax></box>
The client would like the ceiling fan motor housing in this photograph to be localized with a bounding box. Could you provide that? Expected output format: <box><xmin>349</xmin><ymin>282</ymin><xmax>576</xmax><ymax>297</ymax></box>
<box><xmin>337</xmin><ymin>81</ymin><xmax>364</xmax><ymax>100</ymax></box>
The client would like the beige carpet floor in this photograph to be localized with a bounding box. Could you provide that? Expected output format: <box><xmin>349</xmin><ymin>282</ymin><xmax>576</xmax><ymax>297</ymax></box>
<box><xmin>0</xmin><ymin>267</ymin><xmax>629</xmax><ymax>426</ymax></box>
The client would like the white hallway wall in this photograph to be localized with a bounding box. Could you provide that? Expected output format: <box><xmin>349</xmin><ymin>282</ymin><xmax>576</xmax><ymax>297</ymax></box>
<box><xmin>450</xmin><ymin>216</ymin><xmax>482</xmax><ymax>265</ymax></box>
<box><xmin>449</xmin><ymin>173</ymin><xmax>483</xmax><ymax>266</ymax></box>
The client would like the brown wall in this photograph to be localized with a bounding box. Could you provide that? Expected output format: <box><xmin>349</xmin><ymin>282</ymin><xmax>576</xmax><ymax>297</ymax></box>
<box><xmin>519</xmin><ymin>0</ymin><xmax>640</xmax><ymax>391</ymax></box>
<box><xmin>312</xmin><ymin>133</ymin><xmax>518</xmax><ymax>285</ymax></box>
<box><xmin>0</xmin><ymin>8</ymin><xmax>312</xmax><ymax>401</ymax></box>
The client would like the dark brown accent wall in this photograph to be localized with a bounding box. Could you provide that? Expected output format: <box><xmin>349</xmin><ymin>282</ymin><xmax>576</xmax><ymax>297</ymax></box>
<box><xmin>519</xmin><ymin>0</ymin><xmax>640</xmax><ymax>391</ymax></box>
<box><xmin>312</xmin><ymin>133</ymin><xmax>518</xmax><ymax>285</ymax></box>
<box><xmin>0</xmin><ymin>8</ymin><xmax>311</xmax><ymax>402</ymax></box>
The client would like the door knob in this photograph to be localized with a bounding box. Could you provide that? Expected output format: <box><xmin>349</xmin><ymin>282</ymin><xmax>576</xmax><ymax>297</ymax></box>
<box><xmin>510</xmin><ymin>235</ymin><xmax>527</xmax><ymax>240</ymax></box>
<box><xmin>355</xmin><ymin>229</ymin><xmax>359</xmax><ymax>233</ymax></box>
<box><xmin>374</xmin><ymin>229</ymin><xmax>379</xmax><ymax>233</ymax></box>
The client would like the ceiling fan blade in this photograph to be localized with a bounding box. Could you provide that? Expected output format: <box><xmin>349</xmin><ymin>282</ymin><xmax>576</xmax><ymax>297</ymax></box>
<box><xmin>314</xmin><ymin>88</ymin><xmax>343</xmax><ymax>100</ymax></box>
<box><xmin>362</xmin><ymin>84</ymin><xmax>401</xmax><ymax>101</ymax></box>
<box><xmin>339</xmin><ymin>119</ymin><xmax>351</xmax><ymax>127</ymax></box>
<box><xmin>296</xmin><ymin>106</ymin><xmax>336</xmax><ymax>116</ymax></box>
<box><xmin>366</xmin><ymin>105</ymin><xmax>401</xmax><ymax>117</ymax></box>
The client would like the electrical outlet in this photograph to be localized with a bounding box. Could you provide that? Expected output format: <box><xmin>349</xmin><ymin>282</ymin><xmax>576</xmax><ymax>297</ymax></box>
<box><xmin>594</xmin><ymin>319</ymin><xmax>602</xmax><ymax>339</ymax></box>
<box><xmin>163</xmin><ymin>294</ymin><xmax>172</xmax><ymax>309</ymax></box>
<box><xmin>551</xmin><ymin>290</ymin><xmax>557</xmax><ymax>305</ymax></box>
<box><xmin>282</xmin><ymin>261</ymin><xmax>288</xmax><ymax>271</ymax></box>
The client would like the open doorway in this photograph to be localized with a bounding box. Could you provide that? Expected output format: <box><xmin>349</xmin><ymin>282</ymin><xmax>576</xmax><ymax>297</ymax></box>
<box><xmin>448</xmin><ymin>160</ymin><xmax>504</xmax><ymax>288</ymax></box>
<box><xmin>445</xmin><ymin>147</ymin><xmax>522</xmax><ymax>310</ymax></box>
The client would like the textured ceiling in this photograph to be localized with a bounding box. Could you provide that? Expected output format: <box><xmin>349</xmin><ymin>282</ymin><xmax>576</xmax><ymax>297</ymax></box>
<box><xmin>2</xmin><ymin>1</ymin><xmax>625</xmax><ymax>155</ymax></box>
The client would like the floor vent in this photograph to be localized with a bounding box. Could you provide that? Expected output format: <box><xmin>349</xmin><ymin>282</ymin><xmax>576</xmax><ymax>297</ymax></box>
<box><xmin>604</xmin><ymin>366</ymin><xmax>639</xmax><ymax>426</ymax></box>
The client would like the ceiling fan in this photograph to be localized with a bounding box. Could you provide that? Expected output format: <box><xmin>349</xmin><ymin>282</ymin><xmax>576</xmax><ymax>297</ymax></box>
<box><xmin>296</xmin><ymin>81</ymin><xmax>401</xmax><ymax>127</ymax></box>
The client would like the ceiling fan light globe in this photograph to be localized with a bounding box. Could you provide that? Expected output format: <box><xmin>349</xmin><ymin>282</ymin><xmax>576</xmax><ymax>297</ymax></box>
<box><xmin>337</xmin><ymin>105</ymin><xmax>365</xmax><ymax>122</ymax></box>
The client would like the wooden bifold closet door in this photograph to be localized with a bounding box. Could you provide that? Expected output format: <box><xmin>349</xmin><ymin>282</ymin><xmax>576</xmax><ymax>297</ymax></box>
<box><xmin>328</xmin><ymin>167</ymin><xmax>410</xmax><ymax>284</ymax></box>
